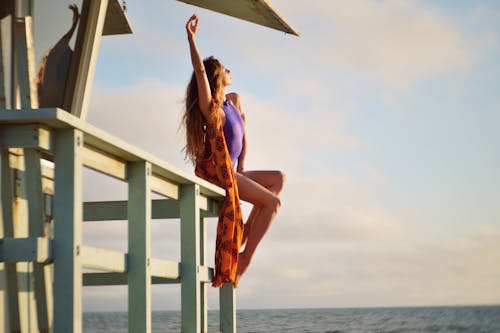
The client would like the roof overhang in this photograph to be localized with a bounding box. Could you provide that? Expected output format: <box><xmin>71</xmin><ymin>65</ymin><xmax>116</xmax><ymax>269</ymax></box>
<box><xmin>176</xmin><ymin>0</ymin><xmax>299</xmax><ymax>36</ymax></box>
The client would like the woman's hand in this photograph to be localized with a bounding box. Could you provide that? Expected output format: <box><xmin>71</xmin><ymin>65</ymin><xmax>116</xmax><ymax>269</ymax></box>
<box><xmin>186</xmin><ymin>14</ymin><xmax>199</xmax><ymax>41</ymax></box>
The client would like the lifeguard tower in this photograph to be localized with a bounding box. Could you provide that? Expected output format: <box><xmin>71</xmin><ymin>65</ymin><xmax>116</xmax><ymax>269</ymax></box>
<box><xmin>0</xmin><ymin>0</ymin><xmax>297</xmax><ymax>332</ymax></box>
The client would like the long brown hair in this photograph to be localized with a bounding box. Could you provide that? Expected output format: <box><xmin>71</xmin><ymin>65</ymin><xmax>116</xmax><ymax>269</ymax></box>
<box><xmin>183</xmin><ymin>56</ymin><xmax>225</xmax><ymax>164</ymax></box>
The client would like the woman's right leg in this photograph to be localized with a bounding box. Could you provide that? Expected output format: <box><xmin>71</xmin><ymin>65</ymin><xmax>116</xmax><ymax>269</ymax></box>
<box><xmin>235</xmin><ymin>173</ymin><xmax>281</xmax><ymax>286</ymax></box>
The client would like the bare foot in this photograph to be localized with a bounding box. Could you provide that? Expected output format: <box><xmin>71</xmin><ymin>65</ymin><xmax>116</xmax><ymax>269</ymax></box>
<box><xmin>234</xmin><ymin>252</ymin><xmax>251</xmax><ymax>288</ymax></box>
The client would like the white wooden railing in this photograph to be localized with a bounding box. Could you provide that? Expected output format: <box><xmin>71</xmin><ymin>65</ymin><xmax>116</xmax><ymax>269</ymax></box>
<box><xmin>0</xmin><ymin>108</ymin><xmax>236</xmax><ymax>333</ymax></box>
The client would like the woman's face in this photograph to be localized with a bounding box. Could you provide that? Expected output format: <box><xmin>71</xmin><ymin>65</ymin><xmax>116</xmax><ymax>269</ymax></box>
<box><xmin>221</xmin><ymin>66</ymin><xmax>232</xmax><ymax>86</ymax></box>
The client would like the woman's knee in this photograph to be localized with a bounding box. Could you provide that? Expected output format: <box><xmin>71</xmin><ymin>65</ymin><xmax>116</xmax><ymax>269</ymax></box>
<box><xmin>267</xmin><ymin>194</ymin><xmax>281</xmax><ymax>212</ymax></box>
<box><xmin>272</xmin><ymin>171</ymin><xmax>286</xmax><ymax>194</ymax></box>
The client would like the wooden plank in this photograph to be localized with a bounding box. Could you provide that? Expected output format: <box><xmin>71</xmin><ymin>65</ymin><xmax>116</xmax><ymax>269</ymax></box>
<box><xmin>175</xmin><ymin>0</ymin><xmax>300</xmax><ymax>36</ymax></box>
<box><xmin>81</xmin><ymin>246</ymin><xmax>126</xmax><ymax>272</ymax></box>
<box><xmin>0</xmin><ymin>109</ymin><xmax>227</xmax><ymax>199</ymax></box>
<box><xmin>103</xmin><ymin>0</ymin><xmax>132</xmax><ymax>36</ymax></box>
<box><xmin>180</xmin><ymin>184</ymin><xmax>201</xmax><ymax>333</ymax></box>
<box><xmin>83</xmin><ymin>272</ymin><xmax>127</xmax><ymax>286</ymax></box>
<box><xmin>0</xmin><ymin>237</ymin><xmax>51</xmax><ymax>262</ymax></box>
<box><xmin>83</xmin><ymin>144</ymin><xmax>126</xmax><ymax>180</ymax></box>
<box><xmin>220</xmin><ymin>283</ymin><xmax>236</xmax><ymax>333</ymax></box>
<box><xmin>83</xmin><ymin>197</ymin><xmax>219</xmax><ymax>221</ymax></box>
<box><xmin>63</xmin><ymin>0</ymin><xmax>108</xmax><ymax>119</ymax></box>
<box><xmin>127</xmin><ymin>161</ymin><xmax>152</xmax><ymax>333</ymax></box>
<box><xmin>198</xmin><ymin>266</ymin><xmax>214</xmax><ymax>284</ymax></box>
<box><xmin>82</xmin><ymin>272</ymin><xmax>182</xmax><ymax>286</ymax></box>
<box><xmin>149</xmin><ymin>258</ymin><xmax>180</xmax><ymax>280</ymax></box>
<box><xmin>84</xmin><ymin>199</ymin><xmax>179</xmax><ymax>221</ymax></box>
<box><xmin>0</xmin><ymin>124</ymin><xmax>54</xmax><ymax>151</ymax></box>
<box><xmin>151</xmin><ymin>173</ymin><xmax>179</xmax><ymax>199</ymax></box>
<box><xmin>53</xmin><ymin>129</ymin><xmax>83</xmax><ymax>333</ymax></box>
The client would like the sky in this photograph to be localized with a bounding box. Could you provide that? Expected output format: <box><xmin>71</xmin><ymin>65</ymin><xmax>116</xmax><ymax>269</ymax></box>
<box><xmin>34</xmin><ymin>0</ymin><xmax>500</xmax><ymax>311</ymax></box>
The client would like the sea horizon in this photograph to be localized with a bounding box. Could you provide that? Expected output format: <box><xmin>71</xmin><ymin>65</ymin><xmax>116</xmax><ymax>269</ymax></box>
<box><xmin>83</xmin><ymin>305</ymin><xmax>500</xmax><ymax>333</ymax></box>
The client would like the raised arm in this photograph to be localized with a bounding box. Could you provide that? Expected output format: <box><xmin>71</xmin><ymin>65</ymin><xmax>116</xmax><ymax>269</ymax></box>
<box><xmin>186</xmin><ymin>15</ymin><xmax>212</xmax><ymax>120</ymax></box>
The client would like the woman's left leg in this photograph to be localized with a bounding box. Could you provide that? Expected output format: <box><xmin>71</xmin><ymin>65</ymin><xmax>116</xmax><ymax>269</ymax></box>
<box><xmin>240</xmin><ymin>170</ymin><xmax>286</xmax><ymax>246</ymax></box>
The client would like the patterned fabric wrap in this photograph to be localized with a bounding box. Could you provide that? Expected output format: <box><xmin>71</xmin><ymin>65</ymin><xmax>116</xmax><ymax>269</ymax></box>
<box><xmin>195</xmin><ymin>118</ymin><xmax>244</xmax><ymax>287</ymax></box>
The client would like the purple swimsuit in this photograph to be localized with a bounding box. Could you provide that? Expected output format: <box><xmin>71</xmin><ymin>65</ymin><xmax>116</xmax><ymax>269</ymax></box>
<box><xmin>222</xmin><ymin>100</ymin><xmax>245</xmax><ymax>167</ymax></box>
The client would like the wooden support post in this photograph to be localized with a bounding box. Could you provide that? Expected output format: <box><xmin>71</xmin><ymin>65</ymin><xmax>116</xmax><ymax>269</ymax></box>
<box><xmin>25</xmin><ymin>149</ymin><xmax>53</xmax><ymax>332</ymax></box>
<box><xmin>1</xmin><ymin>150</ymin><xmax>18</xmax><ymax>332</ymax></box>
<box><xmin>0</xmin><ymin>15</ymin><xmax>7</xmax><ymax>109</ymax></box>
<box><xmin>200</xmin><ymin>217</ymin><xmax>208</xmax><ymax>333</ymax></box>
<box><xmin>220</xmin><ymin>283</ymin><xmax>236</xmax><ymax>333</ymax></box>
<box><xmin>63</xmin><ymin>0</ymin><xmax>108</xmax><ymax>119</ymax></box>
<box><xmin>12</xmin><ymin>15</ymin><xmax>37</xmax><ymax>109</ymax></box>
<box><xmin>127</xmin><ymin>161</ymin><xmax>152</xmax><ymax>333</ymax></box>
<box><xmin>0</xmin><ymin>149</ymin><xmax>16</xmax><ymax>333</ymax></box>
<box><xmin>53</xmin><ymin>129</ymin><xmax>83</xmax><ymax>333</ymax></box>
<box><xmin>180</xmin><ymin>184</ymin><xmax>201</xmax><ymax>333</ymax></box>
<box><xmin>2</xmin><ymin>148</ymin><xmax>38</xmax><ymax>332</ymax></box>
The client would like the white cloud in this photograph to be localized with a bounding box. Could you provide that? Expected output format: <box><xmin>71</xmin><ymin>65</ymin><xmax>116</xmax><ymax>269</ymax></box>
<box><xmin>246</xmin><ymin>0</ymin><xmax>471</xmax><ymax>92</ymax></box>
<box><xmin>88</xmin><ymin>80</ymin><xmax>189</xmax><ymax>170</ymax></box>
<box><xmin>234</xmin><ymin>224</ymin><xmax>500</xmax><ymax>308</ymax></box>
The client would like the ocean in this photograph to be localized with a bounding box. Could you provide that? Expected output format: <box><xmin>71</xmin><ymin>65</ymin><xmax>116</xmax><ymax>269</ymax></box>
<box><xmin>83</xmin><ymin>305</ymin><xmax>500</xmax><ymax>333</ymax></box>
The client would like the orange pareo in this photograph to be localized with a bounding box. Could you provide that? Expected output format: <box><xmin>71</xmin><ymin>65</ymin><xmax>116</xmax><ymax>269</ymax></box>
<box><xmin>195</xmin><ymin>115</ymin><xmax>244</xmax><ymax>287</ymax></box>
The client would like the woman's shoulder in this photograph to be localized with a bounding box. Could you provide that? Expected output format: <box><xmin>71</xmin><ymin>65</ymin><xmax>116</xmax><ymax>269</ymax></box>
<box><xmin>225</xmin><ymin>92</ymin><xmax>240</xmax><ymax>105</ymax></box>
<box><xmin>225</xmin><ymin>92</ymin><xmax>244</xmax><ymax>114</ymax></box>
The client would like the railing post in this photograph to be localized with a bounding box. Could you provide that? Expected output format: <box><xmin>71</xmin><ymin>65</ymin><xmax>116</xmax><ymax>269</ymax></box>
<box><xmin>200</xmin><ymin>216</ymin><xmax>208</xmax><ymax>333</ymax></box>
<box><xmin>25</xmin><ymin>149</ymin><xmax>53</xmax><ymax>332</ymax></box>
<box><xmin>220</xmin><ymin>283</ymin><xmax>236</xmax><ymax>333</ymax></box>
<box><xmin>180</xmin><ymin>183</ymin><xmax>201</xmax><ymax>333</ymax></box>
<box><xmin>127</xmin><ymin>161</ymin><xmax>152</xmax><ymax>333</ymax></box>
<box><xmin>53</xmin><ymin>129</ymin><xmax>83</xmax><ymax>333</ymax></box>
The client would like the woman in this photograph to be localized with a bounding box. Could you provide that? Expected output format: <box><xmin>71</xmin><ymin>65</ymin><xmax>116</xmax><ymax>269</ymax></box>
<box><xmin>183</xmin><ymin>15</ymin><xmax>285</xmax><ymax>287</ymax></box>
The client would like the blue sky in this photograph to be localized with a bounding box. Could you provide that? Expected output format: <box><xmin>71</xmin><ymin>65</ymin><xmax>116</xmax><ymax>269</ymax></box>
<box><xmin>35</xmin><ymin>0</ymin><xmax>500</xmax><ymax>310</ymax></box>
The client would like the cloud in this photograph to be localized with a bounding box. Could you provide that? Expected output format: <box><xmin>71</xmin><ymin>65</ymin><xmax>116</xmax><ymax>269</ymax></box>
<box><xmin>88</xmin><ymin>80</ymin><xmax>189</xmax><ymax>170</ymax></box>
<box><xmin>235</xmin><ymin>0</ymin><xmax>471</xmax><ymax>93</ymax></box>
<box><xmin>234</xmin><ymin>224</ymin><xmax>500</xmax><ymax>308</ymax></box>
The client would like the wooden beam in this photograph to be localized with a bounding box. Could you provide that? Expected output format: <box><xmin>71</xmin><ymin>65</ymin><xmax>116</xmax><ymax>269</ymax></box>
<box><xmin>198</xmin><ymin>265</ymin><xmax>214</xmax><ymax>284</ymax></box>
<box><xmin>83</xmin><ymin>198</ymin><xmax>219</xmax><ymax>221</ymax></box>
<box><xmin>83</xmin><ymin>272</ymin><xmax>126</xmax><ymax>286</ymax></box>
<box><xmin>0</xmin><ymin>109</ymin><xmax>227</xmax><ymax>200</ymax></box>
<box><xmin>150</xmin><ymin>258</ymin><xmax>180</xmax><ymax>280</ymax></box>
<box><xmin>102</xmin><ymin>0</ymin><xmax>132</xmax><ymax>35</ymax></box>
<box><xmin>81</xmin><ymin>246</ymin><xmax>126</xmax><ymax>272</ymax></box>
<box><xmin>83</xmin><ymin>144</ymin><xmax>126</xmax><ymax>180</ymax></box>
<box><xmin>82</xmin><ymin>272</ymin><xmax>183</xmax><ymax>286</ymax></box>
<box><xmin>63</xmin><ymin>0</ymin><xmax>108</xmax><ymax>119</ymax></box>
<box><xmin>151</xmin><ymin>173</ymin><xmax>179</xmax><ymax>199</ymax></box>
<box><xmin>84</xmin><ymin>199</ymin><xmax>178</xmax><ymax>221</ymax></box>
<box><xmin>0</xmin><ymin>237</ymin><xmax>52</xmax><ymax>262</ymax></box>
<box><xmin>0</xmin><ymin>124</ymin><xmax>53</xmax><ymax>151</ymax></box>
